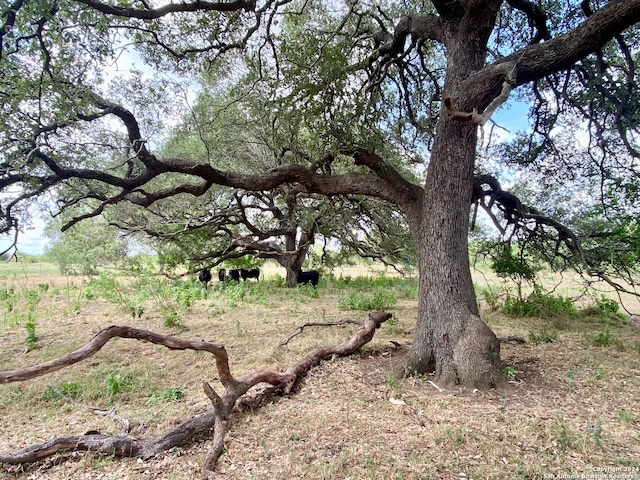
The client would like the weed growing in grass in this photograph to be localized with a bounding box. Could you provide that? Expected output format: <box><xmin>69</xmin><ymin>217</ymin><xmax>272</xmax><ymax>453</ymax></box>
<box><xmin>171</xmin><ymin>280</ymin><xmax>206</xmax><ymax>309</ymax></box>
<box><xmin>528</xmin><ymin>327</ymin><xmax>558</xmax><ymax>344</ymax></box>
<box><xmin>445</xmin><ymin>425</ymin><xmax>468</xmax><ymax>449</ymax></box>
<box><xmin>337</xmin><ymin>289</ymin><xmax>397</xmax><ymax>311</ymax></box>
<box><xmin>60</xmin><ymin>380</ymin><xmax>81</xmax><ymax>398</ymax></box>
<box><xmin>298</xmin><ymin>283</ymin><xmax>320</xmax><ymax>298</ymax></box>
<box><xmin>208</xmin><ymin>306</ymin><xmax>226</xmax><ymax>318</ymax></box>
<box><xmin>223</xmin><ymin>282</ymin><xmax>246</xmax><ymax>307</ymax></box>
<box><xmin>591</xmin><ymin>329</ymin><xmax>625</xmax><ymax>349</ymax></box>
<box><xmin>161</xmin><ymin>307</ymin><xmax>181</xmax><ymax>327</ymax></box>
<box><xmin>616</xmin><ymin>409</ymin><xmax>632</xmax><ymax>423</ymax></box>
<box><xmin>104</xmin><ymin>371</ymin><xmax>139</xmax><ymax>397</ymax></box>
<box><xmin>590</xmin><ymin>421</ymin><xmax>604</xmax><ymax>449</ymax></box>
<box><xmin>160</xmin><ymin>386</ymin><xmax>184</xmax><ymax>401</ymax></box>
<box><xmin>553</xmin><ymin>416</ymin><xmax>573</xmax><ymax>450</ymax></box>
<box><xmin>384</xmin><ymin>374</ymin><xmax>403</xmax><ymax>393</ymax></box>
<box><xmin>503</xmin><ymin>288</ymin><xmax>577</xmax><ymax>318</ymax></box>
<box><xmin>593</xmin><ymin>369</ymin><xmax>607</xmax><ymax>380</ymax></box>
<box><xmin>105</xmin><ymin>372</ymin><xmax>123</xmax><ymax>395</ymax></box>
<box><xmin>146</xmin><ymin>386</ymin><xmax>184</xmax><ymax>404</ymax></box>
<box><xmin>363</xmin><ymin>458</ymin><xmax>377</xmax><ymax>479</ymax></box>
<box><xmin>43</xmin><ymin>381</ymin><xmax>81</xmax><ymax>402</ymax></box>
<box><xmin>23</xmin><ymin>312</ymin><xmax>37</xmax><ymax>350</ymax></box>
<box><xmin>128</xmin><ymin>305</ymin><xmax>145</xmax><ymax>319</ymax></box>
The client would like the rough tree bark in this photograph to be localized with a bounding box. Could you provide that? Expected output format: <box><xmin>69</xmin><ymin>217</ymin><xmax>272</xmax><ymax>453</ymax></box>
<box><xmin>401</xmin><ymin>3</ymin><xmax>506</xmax><ymax>388</ymax></box>
<box><xmin>0</xmin><ymin>312</ymin><xmax>391</xmax><ymax>478</ymax></box>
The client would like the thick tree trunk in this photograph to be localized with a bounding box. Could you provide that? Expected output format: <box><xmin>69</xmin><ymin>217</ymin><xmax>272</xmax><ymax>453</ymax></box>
<box><xmin>403</xmin><ymin>7</ymin><xmax>505</xmax><ymax>388</ymax></box>
<box><xmin>404</xmin><ymin>118</ymin><xmax>504</xmax><ymax>389</ymax></box>
<box><xmin>275</xmin><ymin>235</ymin><xmax>303</xmax><ymax>288</ymax></box>
<box><xmin>279</xmin><ymin>228</ymin><xmax>311</xmax><ymax>288</ymax></box>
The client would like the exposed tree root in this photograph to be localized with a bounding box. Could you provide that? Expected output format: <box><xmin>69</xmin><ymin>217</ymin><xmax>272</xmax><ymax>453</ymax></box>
<box><xmin>0</xmin><ymin>311</ymin><xmax>392</xmax><ymax>478</ymax></box>
<box><xmin>498</xmin><ymin>335</ymin><xmax>526</xmax><ymax>344</ymax></box>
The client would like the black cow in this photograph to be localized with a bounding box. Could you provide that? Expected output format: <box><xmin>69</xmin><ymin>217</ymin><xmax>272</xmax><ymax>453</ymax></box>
<box><xmin>227</xmin><ymin>268</ymin><xmax>241</xmax><ymax>282</ymax></box>
<box><xmin>218</xmin><ymin>268</ymin><xmax>226</xmax><ymax>282</ymax></box>
<box><xmin>198</xmin><ymin>268</ymin><xmax>212</xmax><ymax>289</ymax></box>
<box><xmin>295</xmin><ymin>268</ymin><xmax>320</xmax><ymax>287</ymax></box>
<box><xmin>240</xmin><ymin>268</ymin><xmax>260</xmax><ymax>282</ymax></box>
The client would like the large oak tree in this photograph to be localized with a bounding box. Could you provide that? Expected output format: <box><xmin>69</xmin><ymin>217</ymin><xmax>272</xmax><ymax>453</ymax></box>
<box><xmin>2</xmin><ymin>0</ymin><xmax>640</xmax><ymax>388</ymax></box>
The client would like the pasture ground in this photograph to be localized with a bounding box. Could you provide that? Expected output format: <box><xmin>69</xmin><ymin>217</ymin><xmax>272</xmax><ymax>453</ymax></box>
<box><xmin>0</xmin><ymin>261</ymin><xmax>638</xmax><ymax>480</ymax></box>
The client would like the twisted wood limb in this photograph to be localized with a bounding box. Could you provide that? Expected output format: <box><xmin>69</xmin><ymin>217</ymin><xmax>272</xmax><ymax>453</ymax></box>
<box><xmin>444</xmin><ymin>68</ymin><xmax>517</xmax><ymax>126</ymax></box>
<box><xmin>0</xmin><ymin>325</ymin><xmax>232</xmax><ymax>385</ymax></box>
<box><xmin>278</xmin><ymin>318</ymin><xmax>362</xmax><ymax>346</ymax></box>
<box><xmin>0</xmin><ymin>311</ymin><xmax>392</xmax><ymax>478</ymax></box>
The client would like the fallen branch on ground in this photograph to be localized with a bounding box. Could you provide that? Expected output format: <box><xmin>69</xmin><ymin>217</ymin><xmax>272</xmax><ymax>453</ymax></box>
<box><xmin>0</xmin><ymin>311</ymin><xmax>392</xmax><ymax>479</ymax></box>
<box><xmin>278</xmin><ymin>318</ymin><xmax>362</xmax><ymax>346</ymax></box>
<box><xmin>498</xmin><ymin>335</ymin><xmax>526</xmax><ymax>344</ymax></box>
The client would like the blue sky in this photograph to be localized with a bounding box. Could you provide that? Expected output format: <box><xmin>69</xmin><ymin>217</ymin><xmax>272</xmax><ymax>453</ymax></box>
<box><xmin>0</xmin><ymin>214</ymin><xmax>50</xmax><ymax>256</ymax></box>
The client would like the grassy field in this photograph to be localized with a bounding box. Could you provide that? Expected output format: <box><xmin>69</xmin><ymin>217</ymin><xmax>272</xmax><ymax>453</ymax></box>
<box><xmin>0</xmin><ymin>261</ymin><xmax>639</xmax><ymax>479</ymax></box>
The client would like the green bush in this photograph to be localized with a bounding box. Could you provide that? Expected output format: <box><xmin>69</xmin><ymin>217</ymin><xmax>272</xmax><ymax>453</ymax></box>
<box><xmin>595</xmin><ymin>296</ymin><xmax>626</xmax><ymax>323</ymax></box>
<box><xmin>590</xmin><ymin>329</ymin><xmax>624</xmax><ymax>349</ymax></box>
<box><xmin>24</xmin><ymin>313</ymin><xmax>37</xmax><ymax>350</ymax></box>
<box><xmin>0</xmin><ymin>287</ymin><xmax>17</xmax><ymax>312</ymax></box>
<box><xmin>502</xmin><ymin>289</ymin><xmax>577</xmax><ymax>318</ymax></box>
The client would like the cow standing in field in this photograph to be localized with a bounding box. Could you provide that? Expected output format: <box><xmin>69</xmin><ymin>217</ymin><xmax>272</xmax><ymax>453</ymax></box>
<box><xmin>295</xmin><ymin>268</ymin><xmax>320</xmax><ymax>287</ymax></box>
<box><xmin>227</xmin><ymin>269</ymin><xmax>241</xmax><ymax>282</ymax></box>
<box><xmin>240</xmin><ymin>268</ymin><xmax>260</xmax><ymax>281</ymax></box>
<box><xmin>198</xmin><ymin>268</ymin><xmax>212</xmax><ymax>289</ymax></box>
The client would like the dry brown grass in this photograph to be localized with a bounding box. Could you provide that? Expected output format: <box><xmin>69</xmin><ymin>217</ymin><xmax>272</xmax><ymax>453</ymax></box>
<box><xmin>0</xmin><ymin>264</ymin><xmax>638</xmax><ymax>480</ymax></box>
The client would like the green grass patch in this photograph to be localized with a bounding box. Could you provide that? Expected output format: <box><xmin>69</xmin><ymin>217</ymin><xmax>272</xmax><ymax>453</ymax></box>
<box><xmin>337</xmin><ymin>289</ymin><xmax>398</xmax><ymax>311</ymax></box>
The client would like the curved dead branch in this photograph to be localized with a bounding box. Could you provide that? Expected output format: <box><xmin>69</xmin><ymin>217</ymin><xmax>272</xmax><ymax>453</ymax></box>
<box><xmin>279</xmin><ymin>318</ymin><xmax>362</xmax><ymax>346</ymax></box>
<box><xmin>444</xmin><ymin>68</ymin><xmax>517</xmax><ymax>126</ymax></box>
<box><xmin>0</xmin><ymin>311</ymin><xmax>392</xmax><ymax>478</ymax></box>
<box><xmin>73</xmin><ymin>0</ymin><xmax>256</xmax><ymax>19</ymax></box>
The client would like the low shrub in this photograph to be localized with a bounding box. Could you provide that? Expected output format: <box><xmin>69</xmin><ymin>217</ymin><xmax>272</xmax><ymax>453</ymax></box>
<box><xmin>502</xmin><ymin>289</ymin><xmax>577</xmax><ymax>318</ymax></box>
<box><xmin>337</xmin><ymin>289</ymin><xmax>397</xmax><ymax>311</ymax></box>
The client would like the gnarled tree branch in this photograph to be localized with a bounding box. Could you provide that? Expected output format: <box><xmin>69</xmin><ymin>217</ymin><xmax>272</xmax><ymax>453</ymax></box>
<box><xmin>0</xmin><ymin>311</ymin><xmax>392</xmax><ymax>478</ymax></box>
